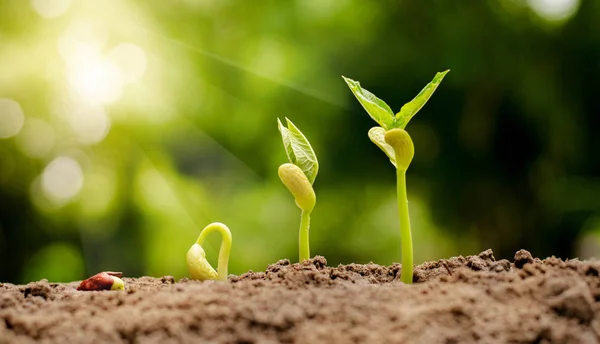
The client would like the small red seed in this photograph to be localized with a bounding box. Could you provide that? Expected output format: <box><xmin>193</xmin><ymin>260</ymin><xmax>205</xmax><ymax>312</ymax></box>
<box><xmin>77</xmin><ymin>272</ymin><xmax>121</xmax><ymax>291</ymax></box>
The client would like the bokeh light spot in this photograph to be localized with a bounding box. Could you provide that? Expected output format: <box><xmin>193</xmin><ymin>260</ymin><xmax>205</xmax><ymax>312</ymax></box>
<box><xmin>67</xmin><ymin>105</ymin><xmax>111</xmax><ymax>145</ymax></box>
<box><xmin>108</xmin><ymin>43</ymin><xmax>148</xmax><ymax>84</ymax></box>
<box><xmin>0</xmin><ymin>98</ymin><xmax>25</xmax><ymax>139</ymax></box>
<box><xmin>30</xmin><ymin>0</ymin><xmax>71</xmax><ymax>19</ymax></box>
<box><xmin>16</xmin><ymin>118</ymin><xmax>55</xmax><ymax>158</ymax></box>
<box><xmin>528</xmin><ymin>0</ymin><xmax>580</xmax><ymax>22</ymax></box>
<box><xmin>41</xmin><ymin>156</ymin><xmax>84</xmax><ymax>204</ymax></box>
<box><xmin>68</xmin><ymin>61</ymin><xmax>124</xmax><ymax>105</ymax></box>
<box><xmin>58</xmin><ymin>20</ymin><xmax>108</xmax><ymax>65</ymax></box>
<box><xmin>57</xmin><ymin>20</ymin><xmax>125</xmax><ymax>105</ymax></box>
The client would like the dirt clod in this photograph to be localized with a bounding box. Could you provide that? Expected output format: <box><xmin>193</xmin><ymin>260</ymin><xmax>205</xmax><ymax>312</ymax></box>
<box><xmin>19</xmin><ymin>280</ymin><xmax>52</xmax><ymax>300</ymax></box>
<box><xmin>160</xmin><ymin>276</ymin><xmax>175</xmax><ymax>284</ymax></box>
<box><xmin>514</xmin><ymin>249</ymin><xmax>534</xmax><ymax>268</ymax></box>
<box><xmin>2</xmin><ymin>250</ymin><xmax>600</xmax><ymax>343</ymax></box>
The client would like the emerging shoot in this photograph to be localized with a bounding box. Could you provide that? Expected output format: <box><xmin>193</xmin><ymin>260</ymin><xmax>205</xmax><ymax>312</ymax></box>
<box><xmin>187</xmin><ymin>222</ymin><xmax>232</xmax><ymax>281</ymax></box>
<box><xmin>277</xmin><ymin>118</ymin><xmax>319</xmax><ymax>262</ymax></box>
<box><xmin>343</xmin><ymin>70</ymin><xmax>449</xmax><ymax>284</ymax></box>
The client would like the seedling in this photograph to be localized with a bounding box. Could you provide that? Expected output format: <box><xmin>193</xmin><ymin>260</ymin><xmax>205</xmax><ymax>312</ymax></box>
<box><xmin>277</xmin><ymin>118</ymin><xmax>318</xmax><ymax>262</ymax></box>
<box><xmin>342</xmin><ymin>70</ymin><xmax>449</xmax><ymax>284</ymax></box>
<box><xmin>77</xmin><ymin>271</ymin><xmax>124</xmax><ymax>291</ymax></box>
<box><xmin>187</xmin><ymin>222</ymin><xmax>232</xmax><ymax>281</ymax></box>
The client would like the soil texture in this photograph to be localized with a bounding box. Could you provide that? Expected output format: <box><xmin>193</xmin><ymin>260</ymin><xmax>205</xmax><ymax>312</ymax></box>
<box><xmin>2</xmin><ymin>249</ymin><xmax>600</xmax><ymax>343</ymax></box>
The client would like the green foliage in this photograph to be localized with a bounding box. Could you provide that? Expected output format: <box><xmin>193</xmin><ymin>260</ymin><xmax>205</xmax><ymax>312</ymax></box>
<box><xmin>394</xmin><ymin>70</ymin><xmax>450</xmax><ymax>129</ymax></box>
<box><xmin>342</xmin><ymin>76</ymin><xmax>395</xmax><ymax>130</ymax></box>
<box><xmin>345</xmin><ymin>71</ymin><xmax>448</xmax><ymax>167</ymax></box>
<box><xmin>277</xmin><ymin>118</ymin><xmax>319</xmax><ymax>184</ymax></box>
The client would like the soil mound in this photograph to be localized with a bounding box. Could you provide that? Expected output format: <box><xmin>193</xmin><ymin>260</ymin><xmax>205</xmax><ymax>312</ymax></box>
<box><xmin>2</xmin><ymin>250</ymin><xmax>600</xmax><ymax>343</ymax></box>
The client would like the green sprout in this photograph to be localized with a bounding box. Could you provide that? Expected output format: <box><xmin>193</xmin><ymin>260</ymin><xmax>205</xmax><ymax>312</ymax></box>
<box><xmin>342</xmin><ymin>70</ymin><xmax>449</xmax><ymax>284</ymax></box>
<box><xmin>186</xmin><ymin>222</ymin><xmax>232</xmax><ymax>281</ymax></box>
<box><xmin>277</xmin><ymin>118</ymin><xmax>319</xmax><ymax>262</ymax></box>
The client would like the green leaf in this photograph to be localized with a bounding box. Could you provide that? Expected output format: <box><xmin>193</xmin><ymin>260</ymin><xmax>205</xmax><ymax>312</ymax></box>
<box><xmin>368</xmin><ymin>127</ymin><xmax>397</xmax><ymax>168</ymax></box>
<box><xmin>342</xmin><ymin>76</ymin><xmax>394</xmax><ymax>130</ymax></box>
<box><xmin>278</xmin><ymin>118</ymin><xmax>319</xmax><ymax>184</ymax></box>
<box><xmin>394</xmin><ymin>69</ymin><xmax>449</xmax><ymax>129</ymax></box>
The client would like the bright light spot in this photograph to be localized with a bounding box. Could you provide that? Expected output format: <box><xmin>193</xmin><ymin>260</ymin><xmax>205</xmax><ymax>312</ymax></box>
<box><xmin>528</xmin><ymin>0</ymin><xmax>580</xmax><ymax>21</ymax></box>
<box><xmin>58</xmin><ymin>20</ymin><xmax>108</xmax><ymax>65</ymax></box>
<box><xmin>60</xmin><ymin>42</ymin><xmax>103</xmax><ymax>69</ymax></box>
<box><xmin>58</xmin><ymin>20</ymin><xmax>124</xmax><ymax>105</ymax></box>
<box><xmin>108</xmin><ymin>43</ymin><xmax>147</xmax><ymax>84</ymax></box>
<box><xmin>41</xmin><ymin>156</ymin><xmax>84</xmax><ymax>204</ymax></box>
<box><xmin>50</xmin><ymin>98</ymin><xmax>110</xmax><ymax>144</ymax></box>
<box><xmin>30</xmin><ymin>0</ymin><xmax>71</xmax><ymax>19</ymax></box>
<box><xmin>68</xmin><ymin>61</ymin><xmax>124</xmax><ymax>105</ymax></box>
<box><xmin>16</xmin><ymin>118</ymin><xmax>55</xmax><ymax>158</ymax></box>
<box><xmin>0</xmin><ymin>98</ymin><xmax>25</xmax><ymax>139</ymax></box>
<box><xmin>67</xmin><ymin>105</ymin><xmax>111</xmax><ymax>144</ymax></box>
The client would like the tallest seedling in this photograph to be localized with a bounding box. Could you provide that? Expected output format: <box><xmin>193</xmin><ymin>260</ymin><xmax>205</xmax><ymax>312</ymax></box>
<box><xmin>343</xmin><ymin>70</ymin><xmax>449</xmax><ymax>284</ymax></box>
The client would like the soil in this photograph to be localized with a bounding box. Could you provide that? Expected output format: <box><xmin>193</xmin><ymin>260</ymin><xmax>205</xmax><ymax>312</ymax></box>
<box><xmin>2</xmin><ymin>249</ymin><xmax>600</xmax><ymax>344</ymax></box>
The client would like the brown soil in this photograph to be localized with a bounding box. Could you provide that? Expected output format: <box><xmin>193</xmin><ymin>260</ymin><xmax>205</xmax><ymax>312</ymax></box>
<box><xmin>2</xmin><ymin>249</ymin><xmax>600</xmax><ymax>343</ymax></box>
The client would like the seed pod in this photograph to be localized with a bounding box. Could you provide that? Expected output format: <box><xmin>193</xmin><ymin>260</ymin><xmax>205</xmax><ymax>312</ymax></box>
<box><xmin>186</xmin><ymin>243</ymin><xmax>219</xmax><ymax>281</ymax></box>
<box><xmin>384</xmin><ymin>128</ymin><xmax>414</xmax><ymax>171</ymax></box>
<box><xmin>77</xmin><ymin>271</ymin><xmax>125</xmax><ymax>291</ymax></box>
<box><xmin>278</xmin><ymin>163</ymin><xmax>316</xmax><ymax>212</ymax></box>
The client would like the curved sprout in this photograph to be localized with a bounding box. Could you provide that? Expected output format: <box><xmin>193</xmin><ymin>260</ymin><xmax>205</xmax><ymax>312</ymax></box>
<box><xmin>186</xmin><ymin>222</ymin><xmax>232</xmax><ymax>281</ymax></box>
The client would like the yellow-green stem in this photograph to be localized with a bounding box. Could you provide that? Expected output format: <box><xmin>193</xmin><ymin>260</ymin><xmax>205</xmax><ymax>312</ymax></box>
<box><xmin>299</xmin><ymin>210</ymin><xmax>311</xmax><ymax>262</ymax></box>
<box><xmin>396</xmin><ymin>169</ymin><xmax>413</xmax><ymax>284</ymax></box>
<box><xmin>196</xmin><ymin>222</ymin><xmax>232</xmax><ymax>281</ymax></box>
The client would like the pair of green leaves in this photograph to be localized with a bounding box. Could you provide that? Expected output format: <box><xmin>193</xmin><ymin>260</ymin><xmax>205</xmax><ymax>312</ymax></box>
<box><xmin>342</xmin><ymin>70</ymin><xmax>449</xmax><ymax>168</ymax></box>
<box><xmin>278</xmin><ymin>118</ymin><xmax>318</xmax><ymax>184</ymax></box>
<box><xmin>277</xmin><ymin>70</ymin><xmax>447</xmax><ymax>175</ymax></box>
<box><xmin>342</xmin><ymin>70</ymin><xmax>449</xmax><ymax>131</ymax></box>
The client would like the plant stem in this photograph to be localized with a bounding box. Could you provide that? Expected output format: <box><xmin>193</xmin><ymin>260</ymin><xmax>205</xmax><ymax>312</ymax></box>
<box><xmin>196</xmin><ymin>222</ymin><xmax>232</xmax><ymax>281</ymax></box>
<box><xmin>299</xmin><ymin>210</ymin><xmax>311</xmax><ymax>262</ymax></box>
<box><xmin>396</xmin><ymin>169</ymin><xmax>413</xmax><ymax>284</ymax></box>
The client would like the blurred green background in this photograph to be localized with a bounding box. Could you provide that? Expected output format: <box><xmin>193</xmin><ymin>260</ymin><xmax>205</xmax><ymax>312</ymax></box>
<box><xmin>1</xmin><ymin>0</ymin><xmax>599</xmax><ymax>284</ymax></box>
